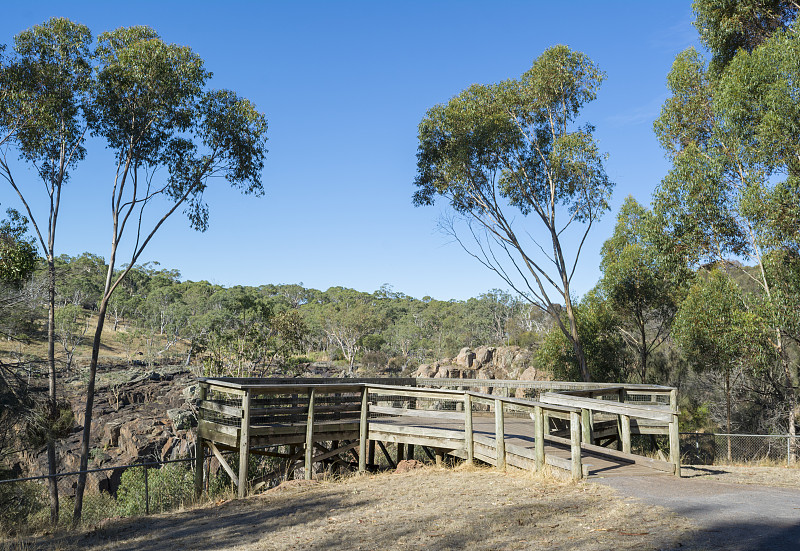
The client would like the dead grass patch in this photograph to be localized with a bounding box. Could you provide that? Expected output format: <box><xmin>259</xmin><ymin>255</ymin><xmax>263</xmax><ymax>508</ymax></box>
<box><xmin>682</xmin><ymin>464</ymin><xmax>800</xmax><ymax>487</ymax></box>
<box><xmin>19</xmin><ymin>466</ymin><xmax>699</xmax><ymax>551</ymax></box>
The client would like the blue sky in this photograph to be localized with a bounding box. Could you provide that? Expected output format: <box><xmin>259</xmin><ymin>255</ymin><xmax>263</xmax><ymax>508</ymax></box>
<box><xmin>0</xmin><ymin>1</ymin><xmax>700</xmax><ymax>301</ymax></box>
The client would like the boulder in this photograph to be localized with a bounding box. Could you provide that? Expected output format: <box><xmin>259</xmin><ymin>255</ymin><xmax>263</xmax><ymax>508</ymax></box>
<box><xmin>167</xmin><ymin>408</ymin><xmax>196</xmax><ymax>431</ymax></box>
<box><xmin>394</xmin><ymin>459</ymin><xmax>424</xmax><ymax>474</ymax></box>
<box><xmin>455</xmin><ymin>348</ymin><xmax>475</xmax><ymax>368</ymax></box>
<box><xmin>474</xmin><ymin>346</ymin><xmax>495</xmax><ymax>367</ymax></box>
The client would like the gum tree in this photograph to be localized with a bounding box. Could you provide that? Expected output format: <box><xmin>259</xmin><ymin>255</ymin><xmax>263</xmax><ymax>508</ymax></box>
<box><xmin>73</xmin><ymin>26</ymin><xmax>268</xmax><ymax>523</ymax></box>
<box><xmin>653</xmin><ymin>6</ymin><xmax>800</xmax><ymax>446</ymax></box>
<box><xmin>0</xmin><ymin>18</ymin><xmax>92</xmax><ymax>524</ymax></box>
<box><xmin>413</xmin><ymin>45</ymin><xmax>613</xmax><ymax>381</ymax></box>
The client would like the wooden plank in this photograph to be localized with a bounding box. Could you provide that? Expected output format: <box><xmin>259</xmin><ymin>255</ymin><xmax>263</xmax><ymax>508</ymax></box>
<box><xmin>369</xmin><ymin>405</ymin><xmax>465</xmax><ymax>421</ymax></box>
<box><xmin>249</xmin><ymin>421</ymin><xmax>360</xmax><ymax>437</ymax></box>
<box><xmin>467</xmin><ymin>391</ymin><xmax>578</xmax><ymax>414</ymax></box>
<box><xmin>545</xmin><ymin>433</ymin><xmax>675</xmax><ymax>473</ymax></box>
<box><xmin>366</xmin><ymin>387</ymin><xmax>464</xmax><ymax>401</ymax></box>
<box><xmin>249</xmin><ymin>404</ymin><xmax>361</xmax><ymax>416</ymax></box>
<box><xmin>199</xmin><ymin>399</ymin><xmax>242</xmax><ymax>418</ymax></box>
<box><xmin>238</xmin><ymin>390</ymin><xmax>251</xmax><ymax>497</ymax></box>
<box><xmin>210</xmin><ymin>441</ymin><xmax>238</xmax><ymax>487</ymax></box>
<box><xmin>368</xmin><ymin>430</ymin><xmax>465</xmax><ymax>451</ymax></box>
<box><xmin>540</xmin><ymin>393</ymin><xmax>674</xmax><ymax>422</ymax></box>
<box><xmin>198</xmin><ymin>419</ymin><xmax>240</xmax><ymax>437</ymax></box>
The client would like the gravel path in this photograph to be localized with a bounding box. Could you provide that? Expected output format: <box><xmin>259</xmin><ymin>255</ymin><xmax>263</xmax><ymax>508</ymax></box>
<box><xmin>593</xmin><ymin>469</ymin><xmax>800</xmax><ymax>550</ymax></box>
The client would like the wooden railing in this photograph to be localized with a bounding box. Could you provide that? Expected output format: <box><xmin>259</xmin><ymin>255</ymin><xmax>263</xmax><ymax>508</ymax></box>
<box><xmin>195</xmin><ymin>377</ymin><xmax>681</xmax><ymax>497</ymax></box>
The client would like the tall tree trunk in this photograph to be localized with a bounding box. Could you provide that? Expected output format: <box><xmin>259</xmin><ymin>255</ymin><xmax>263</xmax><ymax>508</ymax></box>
<box><xmin>46</xmin><ymin>257</ymin><xmax>58</xmax><ymax>525</ymax></box>
<box><xmin>726</xmin><ymin>368</ymin><xmax>732</xmax><ymax>462</ymax></box>
<box><xmin>563</xmin><ymin>295</ymin><xmax>590</xmax><ymax>382</ymax></box>
<box><xmin>72</xmin><ymin>295</ymin><xmax>109</xmax><ymax>525</ymax></box>
<box><xmin>73</xmin><ymin>250</ymin><xmax>117</xmax><ymax>525</ymax></box>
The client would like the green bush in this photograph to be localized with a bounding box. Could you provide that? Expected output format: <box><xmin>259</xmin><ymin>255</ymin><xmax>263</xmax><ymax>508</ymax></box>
<box><xmin>117</xmin><ymin>463</ymin><xmax>195</xmax><ymax>516</ymax></box>
<box><xmin>0</xmin><ymin>479</ymin><xmax>45</xmax><ymax>534</ymax></box>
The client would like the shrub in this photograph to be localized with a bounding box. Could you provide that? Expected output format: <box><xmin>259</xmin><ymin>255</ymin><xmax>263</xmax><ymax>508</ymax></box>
<box><xmin>116</xmin><ymin>463</ymin><xmax>194</xmax><ymax>516</ymax></box>
<box><xmin>0</xmin><ymin>479</ymin><xmax>45</xmax><ymax>534</ymax></box>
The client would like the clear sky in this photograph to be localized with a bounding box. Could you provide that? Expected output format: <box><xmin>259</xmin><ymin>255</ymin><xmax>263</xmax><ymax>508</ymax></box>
<box><xmin>0</xmin><ymin>1</ymin><xmax>700</xmax><ymax>301</ymax></box>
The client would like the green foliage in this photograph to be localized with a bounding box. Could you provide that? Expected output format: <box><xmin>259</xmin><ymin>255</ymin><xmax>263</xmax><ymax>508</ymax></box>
<box><xmin>0</xmin><ymin>477</ymin><xmax>45</xmax><ymax>534</ymax></box>
<box><xmin>24</xmin><ymin>399</ymin><xmax>74</xmax><ymax>449</ymax></box>
<box><xmin>116</xmin><ymin>463</ymin><xmax>195</xmax><ymax>517</ymax></box>
<box><xmin>535</xmin><ymin>292</ymin><xmax>625</xmax><ymax>383</ymax></box>
<box><xmin>0</xmin><ymin>208</ymin><xmax>37</xmax><ymax>286</ymax></box>
<box><xmin>413</xmin><ymin>45</ymin><xmax>613</xmax><ymax>382</ymax></box>
<box><xmin>693</xmin><ymin>0</ymin><xmax>798</xmax><ymax>74</ymax></box>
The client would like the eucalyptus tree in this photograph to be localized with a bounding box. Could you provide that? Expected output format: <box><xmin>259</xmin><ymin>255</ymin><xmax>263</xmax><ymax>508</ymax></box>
<box><xmin>653</xmin><ymin>7</ymin><xmax>799</xmax><ymax>442</ymax></box>
<box><xmin>597</xmin><ymin>197</ymin><xmax>688</xmax><ymax>383</ymax></box>
<box><xmin>413</xmin><ymin>45</ymin><xmax>613</xmax><ymax>381</ymax></box>
<box><xmin>73</xmin><ymin>25</ymin><xmax>268</xmax><ymax>523</ymax></box>
<box><xmin>0</xmin><ymin>18</ymin><xmax>92</xmax><ymax>524</ymax></box>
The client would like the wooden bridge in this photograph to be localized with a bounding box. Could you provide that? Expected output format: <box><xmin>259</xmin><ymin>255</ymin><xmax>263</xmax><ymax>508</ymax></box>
<box><xmin>194</xmin><ymin>378</ymin><xmax>681</xmax><ymax>498</ymax></box>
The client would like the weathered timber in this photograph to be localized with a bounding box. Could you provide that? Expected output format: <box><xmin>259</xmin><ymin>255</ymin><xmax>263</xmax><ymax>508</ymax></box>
<box><xmin>238</xmin><ymin>390</ymin><xmax>252</xmax><ymax>497</ymax></box>
<box><xmin>359</xmin><ymin>387</ymin><xmax>368</xmax><ymax>472</ymax></box>
<box><xmin>495</xmin><ymin>399</ymin><xmax>506</xmax><ymax>470</ymax></box>
<box><xmin>369</xmin><ymin>405</ymin><xmax>465</xmax><ymax>421</ymax></box>
<box><xmin>540</xmin><ymin>393</ymin><xmax>674</xmax><ymax>422</ymax></box>
<box><xmin>464</xmin><ymin>393</ymin><xmax>474</xmax><ymax>465</ymax></box>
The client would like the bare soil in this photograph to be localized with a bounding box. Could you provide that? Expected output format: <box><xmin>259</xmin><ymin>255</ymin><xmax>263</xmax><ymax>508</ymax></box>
<box><xmin>19</xmin><ymin>466</ymin><xmax>698</xmax><ymax>551</ymax></box>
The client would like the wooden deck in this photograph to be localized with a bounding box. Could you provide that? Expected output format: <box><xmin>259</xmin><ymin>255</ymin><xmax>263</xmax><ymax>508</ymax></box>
<box><xmin>194</xmin><ymin>378</ymin><xmax>681</xmax><ymax>497</ymax></box>
<box><xmin>370</xmin><ymin>413</ymin><xmax>668</xmax><ymax>478</ymax></box>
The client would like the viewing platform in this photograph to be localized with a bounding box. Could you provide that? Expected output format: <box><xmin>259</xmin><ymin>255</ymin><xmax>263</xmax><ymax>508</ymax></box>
<box><xmin>194</xmin><ymin>377</ymin><xmax>681</xmax><ymax>497</ymax></box>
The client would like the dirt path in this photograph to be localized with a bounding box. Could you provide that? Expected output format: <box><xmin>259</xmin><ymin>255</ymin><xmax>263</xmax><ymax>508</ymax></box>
<box><xmin>593</xmin><ymin>466</ymin><xmax>800</xmax><ymax>550</ymax></box>
<box><xmin>23</xmin><ymin>467</ymin><xmax>697</xmax><ymax>551</ymax></box>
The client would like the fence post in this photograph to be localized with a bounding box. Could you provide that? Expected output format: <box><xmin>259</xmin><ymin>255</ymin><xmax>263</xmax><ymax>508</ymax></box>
<box><xmin>464</xmin><ymin>393</ymin><xmax>474</xmax><ymax>465</ymax></box>
<box><xmin>621</xmin><ymin>414</ymin><xmax>631</xmax><ymax>454</ymax></box>
<box><xmin>669</xmin><ymin>388</ymin><xmax>681</xmax><ymax>477</ymax></box>
<box><xmin>238</xmin><ymin>389</ymin><xmax>251</xmax><ymax>498</ymax></box>
<box><xmin>535</xmin><ymin>405</ymin><xmax>544</xmax><ymax>472</ymax></box>
<box><xmin>570</xmin><ymin>410</ymin><xmax>582</xmax><ymax>480</ymax></box>
<box><xmin>495</xmin><ymin>399</ymin><xmax>506</xmax><ymax>470</ymax></box>
<box><xmin>304</xmin><ymin>388</ymin><xmax>316</xmax><ymax>480</ymax></box>
<box><xmin>359</xmin><ymin>386</ymin><xmax>369</xmax><ymax>472</ymax></box>
<box><xmin>194</xmin><ymin>383</ymin><xmax>207</xmax><ymax>498</ymax></box>
<box><xmin>581</xmin><ymin>408</ymin><xmax>593</xmax><ymax>445</ymax></box>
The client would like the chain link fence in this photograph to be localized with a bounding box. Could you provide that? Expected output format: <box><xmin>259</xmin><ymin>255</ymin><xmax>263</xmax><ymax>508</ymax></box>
<box><xmin>680</xmin><ymin>433</ymin><xmax>799</xmax><ymax>466</ymax></box>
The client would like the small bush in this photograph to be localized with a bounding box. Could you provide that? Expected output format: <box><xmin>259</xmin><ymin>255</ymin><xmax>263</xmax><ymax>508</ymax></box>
<box><xmin>0</xmin><ymin>480</ymin><xmax>45</xmax><ymax>534</ymax></box>
<box><xmin>117</xmin><ymin>463</ymin><xmax>194</xmax><ymax>516</ymax></box>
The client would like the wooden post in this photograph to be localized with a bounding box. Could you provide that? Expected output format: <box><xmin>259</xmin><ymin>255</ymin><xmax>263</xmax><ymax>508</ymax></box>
<box><xmin>368</xmin><ymin>439</ymin><xmax>376</xmax><ymax>467</ymax></box>
<box><xmin>495</xmin><ymin>399</ymin><xmax>506</xmax><ymax>470</ymax></box>
<box><xmin>669</xmin><ymin>388</ymin><xmax>681</xmax><ymax>477</ymax></box>
<box><xmin>570</xmin><ymin>410</ymin><xmax>582</xmax><ymax>480</ymax></box>
<box><xmin>581</xmin><ymin>408</ymin><xmax>593</xmax><ymax>445</ymax></box>
<box><xmin>621</xmin><ymin>414</ymin><xmax>631</xmax><ymax>454</ymax></box>
<box><xmin>435</xmin><ymin>448</ymin><xmax>444</xmax><ymax>466</ymax></box>
<box><xmin>534</xmin><ymin>405</ymin><xmax>544</xmax><ymax>472</ymax></box>
<box><xmin>304</xmin><ymin>389</ymin><xmax>316</xmax><ymax>480</ymax></box>
<box><xmin>194</xmin><ymin>383</ymin><xmax>207</xmax><ymax>498</ymax></box>
<box><xmin>359</xmin><ymin>386</ymin><xmax>369</xmax><ymax>472</ymax></box>
<box><xmin>407</xmin><ymin>444</ymin><xmax>415</xmax><ymax>460</ymax></box>
<box><xmin>464</xmin><ymin>393</ymin><xmax>474</xmax><ymax>465</ymax></box>
<box><xmin>238</xmin><ymin>389</ymin><xmax>251</xmax><ymax>498</ymax></box>
<box><xmin>669</xmin><ymin>413</ymin><xmax>681</xmax><ymax>477</ymax></box>
<box><xmin>397</xmin><ymin>443</ymin><xmax>405</xmax><ymax>463</ymax></box>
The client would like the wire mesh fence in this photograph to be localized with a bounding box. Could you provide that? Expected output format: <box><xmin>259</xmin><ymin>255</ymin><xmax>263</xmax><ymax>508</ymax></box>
<box><xmin>0</xmin><ymin>453</ymin><xmax>242</xmax><ymax>535</ymax></box>
<box><xmin>680</xmin><ymin>433</ymin><xmax>799</xmax><ymax>466</ymax></box>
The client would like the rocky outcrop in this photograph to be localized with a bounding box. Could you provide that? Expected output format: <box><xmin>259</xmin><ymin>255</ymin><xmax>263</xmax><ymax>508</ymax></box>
<box><xmin>12</xmin><ymin>365</ymin><xmax>199</xmax><ymax>496</ymax></box>
<box><xmin>412</xmin><ymin>345</ymin><xmax>539</xmax><ymax>382</ymax></box>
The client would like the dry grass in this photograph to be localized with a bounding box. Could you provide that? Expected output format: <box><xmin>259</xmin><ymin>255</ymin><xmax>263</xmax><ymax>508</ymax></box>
<box><xmin>16</xmin><ymin>466</ymin><xmax>699</xmax><ymax>551</ymax></box>
<box><xmin>682</xmin><ymin>464</ymin><xmax>800</xmax><ymax>487</ymax></box>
